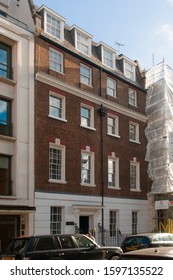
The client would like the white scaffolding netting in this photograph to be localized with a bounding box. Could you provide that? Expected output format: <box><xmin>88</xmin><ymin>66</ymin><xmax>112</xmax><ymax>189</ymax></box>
<box><xmin>145</xmin><ymin>62</ymin><xmax>173</xmax><ymax>193</ymax></box>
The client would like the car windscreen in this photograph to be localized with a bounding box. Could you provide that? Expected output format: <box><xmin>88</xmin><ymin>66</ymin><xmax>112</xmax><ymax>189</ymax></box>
<box><xmin>152</xmin><ymin>234</ymin><xmax>173</xmax><ymax>242</ymax></box>
<box><xmin>3</xmin><ymin>239</ymin><xmax>30</xmax><ymax>254</ymax></box>
<box><xmin>75</xmin><ymin>235</ymin><xmax>96</xmax><ymax>248</ymax></box>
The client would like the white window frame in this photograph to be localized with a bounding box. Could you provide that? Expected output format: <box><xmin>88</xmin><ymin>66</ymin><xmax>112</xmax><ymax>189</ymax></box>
<box><xmin>49</xmin><ymin>91</ymin><xmax>67</xmax><ymax>122</ymax></box>
<box><xmin>130</xmin><ymin>160</ymin><xmax>140</xmax><ymax>191</ymax></box>
<box><xmin>49</xmin><ymin>142</ymin><xmax>66</xmax><ymax>184</ymax></box>
<box><xmin>109</xmin><ymin>210</ymin><xmax>117</xmax><ymax>237</ymax></box>
<box><xmin>129</xmin><ymin>88</ymin><xmax>137</xmax><ymax>107</ymax></box>
<box><xmin>107</xmin><ymin>115</ymin><xmax>119</xmax><ymax>137</ymax></box>
<box><xmin>76</xmin><ymin>29</ymin><xmax>92</xmax><ymax>56</ymax></box>
<box><xmin>44</xmin><ymin>9</ymin><xmax>65</xmax><ymax>41</ymax></box>
<box><xmin>50</xmin><ymin>206</ymin><xmax>62</xmax><ymax>234</ymax></box>
<box><xmin>124</xmin><ymin>60</ymin><xmax>136</xmax><ymax>81</ymax></box>
<box><xmin>108</xmin><ymin>155</ymin><xmax>119</xmax><ymax>189</ymax></box>
<box><xmin>132</xmin><ymin>211</ymin><xmax>138</xmax><ymax>234</ymax></box>
<box><xmin>102</xmin><ymin>46</ymin><xmax>116</xmax><ymax>69</ymax></box>
<box><xmin>49</xmin><ymin>47</ymin><xmax>63</xmax><ymax>74</ymax></box>
<box><xmin>80</xmin><ymin>103</ymin><xmax>95</xmax><ymax>130</ymax></box>
<box><xmin>80</xmin><ymin>63</ymin><xmax>92</xmax><ymax>86</ymax></box>
<box><xmin>106</xmin><ymin>77</ymin><xmax>116</xmax><ymax>97</ymax></box>
<box><xmin>129</xmin><ymin>121</ymin><xmax>140</xmax><ymax>143</ymax></box>
<box><xmin>81</xmin><ymin>149</ymin><xmax>95</xmax><ymax>186</ymax></box>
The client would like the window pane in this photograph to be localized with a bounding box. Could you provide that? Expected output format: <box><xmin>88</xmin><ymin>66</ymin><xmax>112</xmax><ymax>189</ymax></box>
<box><xmin>129</xmin><ymin>89</ymin><xmax>137</xmax><ymax>106</ymax></box>
<box><xmin>132</xmin><ymin>211</ymin><xmax>137</xmax><ymax>234</ymax></box>
<box><xmin>80</xmin><ymin>65</ymin><xmax>91</xmax><ymax>85</ymax></box>
<box><xmin>107</xmin><ymin>78</ymin><xmax>116</xmax><ymax>97</ymax></box>
<box><xmin>81</xmin><ymin>107</ymin><xmax>91</xmax><ymax>127</ymax></box>
<box><xmin>0</xmin><ymin>99</ymin><xmax>11</xmax><ymax>136</ymax></box>
<box><xmin>125</xmin><ymin>62</ymin><xmax>135</xmax><ymax>80</ymax></box>
<box><xmin>130</xmin><ymin>164</ymin><xmax>137</xmax><ymax>189</ymax></box>
<box><xmin>77</xmin><ymin>32</ymin><xmax>89</xmax><ymax>55</ymax></box>
<box><xmin>108</xmin><ymin>159</ymin><xmax>115</xmax><ymax>186</ymax></box>
<box><xmin>49</xmin><ymin>48</ymin><xmax>63</xmax><ymax>73</ymax></box>
<box><xmin>109</xmin><ymin>211</ymin><xmax>117</xmax><ymax>236</ymax></box>
<box><xmin>49</xmin><ymin>95</ymin><xmax>62</xmax><ymax>118</ymax></box>
<box><xmin>81</xmin><ymin>153</ymin><xmax>91</xmax><ymax>183</ymax></box>
<box><xmin>0</xmin><ymin>43</ymin><xmax>12</xmax><ymax>79</ymax></box>
<box><xmin>50</xmin><ymin>206</ymin><xmax>62</xmax><ymax>234</ymax></box>
<box><xmin>49</xmin><ymin>148</ymin><xmax>62</xmax><ymax>180</ymax></box>
<box><xmin>129</xmin><ymin>123</ymin><xmax>136</xmax><ymax>141</ymax></box>
<box><xmin>46</xmin><ymin>14</ymin><xmax>61</xmax><ymax>39</ymax></box>
<box><xmin>103</xmin><ymin>48</ymin><xmax>114</xmax><ymax>68</ymax></box>
<box><xmin>108</xmin><ymin>116</ymin><xmax>116</xmax><ymax>135</ymax></box>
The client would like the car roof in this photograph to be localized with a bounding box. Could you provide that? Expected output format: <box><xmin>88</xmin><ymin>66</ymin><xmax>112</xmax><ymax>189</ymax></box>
<box><xmin>124</xmin><ymin>232</ymin><xmax>173</xmax><ymax>238</ymax></box>
<box><xmin>123</xmin><ymin>246</ymin><xmax>173</xmax><ymax>257</ymax></box>
<box><xmin>9</xmin><ymin>234</ymin><xmax>86</xmax><ymax>240</ymax></box>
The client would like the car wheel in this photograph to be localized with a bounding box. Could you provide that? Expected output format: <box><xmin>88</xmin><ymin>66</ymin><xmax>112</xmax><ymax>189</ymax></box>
<box><xmin>109</xmin><ymin>255</ymin><xmax>119</xmax><ymax>260</ymax></box>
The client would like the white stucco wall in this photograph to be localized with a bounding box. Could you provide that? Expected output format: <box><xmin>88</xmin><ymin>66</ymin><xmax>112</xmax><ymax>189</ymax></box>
<box><xmin>35</xmin><ymin>192</ymin><xmax>150</xmax><ymax>238</ymax></box>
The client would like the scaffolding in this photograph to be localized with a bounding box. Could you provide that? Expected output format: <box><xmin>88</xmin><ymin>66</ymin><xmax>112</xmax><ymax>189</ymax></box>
<box><xmin>145</xmin><ymin>62</ymin><xmax>173</xmax><ymax>194</ymax></box>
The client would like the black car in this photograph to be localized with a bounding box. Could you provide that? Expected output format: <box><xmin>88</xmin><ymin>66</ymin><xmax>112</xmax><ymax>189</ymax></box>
<box><xmin>120</xmin><ymin>246</ymin><xmax>173</xmax><ymax>260</ymax></box>
<box><xmin>0</xmin><ymin>234</ymin><xmax>122</xmax><ymax>260</ymax></box>
<box><xmin>121</xmin><ymin>232</ymin><xmax>173</xmax><ymax>253</ymax></box>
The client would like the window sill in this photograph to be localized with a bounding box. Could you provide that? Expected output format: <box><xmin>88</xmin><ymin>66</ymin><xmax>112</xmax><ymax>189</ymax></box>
<box><xmin>79</xmin><ymin>82</ymin><xmax>93</xmax><ymax>88</ymax></box>
<box><xmin>48</xmin><ymin>68</ymin><xmax>64</xmax><ymax>75</ymax></box>
<box><xmin>48</xmin><ymin>179</ymin><xmax>67</xmax><ymax>184</ymax></box>
<box><xmin>48</xmin><ymin>115</ymin><xmax>67</xmax><ymax>122</ymax></box>
<box><xmin>107</xmin><ymin>133</ymin><xmax>120</xmax><ymax>138</ymax></box>
<box><xmin>129</xmin><ymin>140</ymin><xmax>141</xmax><ymax>144</ymax></box>
<box><xmin>0</xmin><ymin>195</ymin><xmax>16</xmax><ymax>199</ymax></box>
<box><xmin>80</xmin><ymin>125</ymin><xmax>96</xmax><ymax>131</ymax></box>
<box><xmin>128</xmin><ymin>103</ymin><xmax>138</xmax><ymax>108</ymax></box>
<box><xmin>80</xmin><ymin>183</ymin><xmax>96</xmax><ymax>187</ymax></box>
<box><xmin>130</xmin><ymin>188</ymin><xmax>141</xmax><ymax>192</ymax></box>
<box><xmin>0</xmin><ymin>135</ymin><xmax>16</xmax><ymax>141</ymax></box>
<box><xmin>108</xmin><ymin>186</ymin><xmax>121</xmax><ymax>190</ymax></box>
<box><xmin>0</xmin><ymin>76</ymin><xmax>16</xmax><ymax>85</ymax></box>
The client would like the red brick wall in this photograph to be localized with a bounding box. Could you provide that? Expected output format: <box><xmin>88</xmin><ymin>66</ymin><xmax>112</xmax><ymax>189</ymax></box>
<box><xmin>35</xmin><ymin>36</ymin><xmax>150</xmax><ymax>200</ymax></box>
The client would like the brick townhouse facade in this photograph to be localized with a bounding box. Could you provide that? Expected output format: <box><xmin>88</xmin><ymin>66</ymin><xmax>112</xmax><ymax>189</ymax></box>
<box><xmin>34</xmin><ymin>5</ymin><xmax>151</xmax><ymax>244</ymax></box>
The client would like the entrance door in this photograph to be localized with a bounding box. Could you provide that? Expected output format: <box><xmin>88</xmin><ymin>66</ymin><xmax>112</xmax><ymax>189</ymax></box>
<box><xmin>79</xmin><ymin>216</ymin><xmax>89</xmax><ymax>234</ymax></box>
<box><xmin>0</xmin><ymin>215</ymin><xmax>20</xmax><ymax>250</ymax></box>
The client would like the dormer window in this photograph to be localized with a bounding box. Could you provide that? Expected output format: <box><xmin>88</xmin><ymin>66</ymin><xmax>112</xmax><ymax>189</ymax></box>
<box><xmin>97</xmin><ymin>42</ymin><xmax>116</xmax><ymax>69</ymax></box>
<box><xmin>39</xmin><ymin>6</ymin><xmax>66</xmax><ymax>41</ymax></box>
<box><xmin>124</xmin><ymin>60</ymin><xmax>135</xmax><ymax>81</ymax></box>
<box><xmin>70</xmin><ymin>25</ymin><xmax>93</xmax><ymax>57</ymax></box>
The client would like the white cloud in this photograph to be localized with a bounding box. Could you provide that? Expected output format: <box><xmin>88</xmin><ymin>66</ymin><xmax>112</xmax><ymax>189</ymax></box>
<box><xmin>167</xmin><ymin>0</ymin><xmax>173</xmax><ymax>6</ymax></box>
<box><xmin>157</xmin><ymin>23</ymin><xmax>173</xmax><ymax>44</ymax></box>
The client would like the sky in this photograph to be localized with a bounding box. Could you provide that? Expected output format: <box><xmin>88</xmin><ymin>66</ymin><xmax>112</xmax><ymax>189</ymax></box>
<box><xmin>33</xmin><ymin>0</ymin><xmax>173</xmax><ymax>70</ymax></box>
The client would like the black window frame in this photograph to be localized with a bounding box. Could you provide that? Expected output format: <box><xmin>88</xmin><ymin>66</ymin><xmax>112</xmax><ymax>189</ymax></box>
<box><xmin>0</xmin><ymin>42</ymin><xmax>12</xmax><ymax>79</ymax></box>
<box><xmin>0</xmin><ymin>155</ymin><xmax>12</xmax><ymax>196</ymax></box>
<box><xmin>0</xmin><ymin>97</ymin><xmax>12</xmax><ymax>136</ymax></box>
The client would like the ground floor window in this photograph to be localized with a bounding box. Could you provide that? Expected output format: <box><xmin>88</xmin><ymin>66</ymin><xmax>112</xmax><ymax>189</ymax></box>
<box><xmin>50</xmin><ymin>206</ymin><xmax>62</xmax><ymax>234</ymax></box>
<box><xmin>109</xmin><ymin>210</ymin><xmax>117</xmax><ymax>236</ymax></box>
<box><xmin>132</xmin><ymin>211</ymin><xmax>138</xmax><ymax>234</ymax></box>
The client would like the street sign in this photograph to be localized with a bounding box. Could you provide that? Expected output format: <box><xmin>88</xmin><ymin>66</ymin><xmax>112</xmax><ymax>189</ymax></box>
<box><xmin>155</xmin><ymin>200</ymin><xmax>169</xmax><ymax>210</ymax></box>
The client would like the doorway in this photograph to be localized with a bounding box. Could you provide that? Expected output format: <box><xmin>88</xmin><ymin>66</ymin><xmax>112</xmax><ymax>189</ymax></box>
<box><xmin>0</xmin><ymin>215</ymin><xmax>20</xmax><ymax>250</ymax></box>
<box><xmin>79</xmin><ymin>216</ymin><xmax>89</xmax><ymax>234</ymax></box>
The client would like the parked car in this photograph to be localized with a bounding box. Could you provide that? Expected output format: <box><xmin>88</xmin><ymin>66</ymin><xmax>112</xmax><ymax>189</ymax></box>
<box><xmin>120</xmin><ymin>246</ymin><xmax>173</xmax><ymax>259</ymax></box>
<box><xmin>121</xmin><ymin>232</ymin><xmax>173</xmax><ymax>253</ymax></box>
<box><xmin>0</xmin><ymin>234</ymin><xmax>122</xmax><ymax>260</ymax></box>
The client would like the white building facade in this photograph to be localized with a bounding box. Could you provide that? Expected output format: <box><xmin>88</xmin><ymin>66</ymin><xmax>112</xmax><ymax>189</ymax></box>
<box><xmin>0</xmin><ymin>0</ymin><xmax>35</xmax><ymax>249</ymax></box>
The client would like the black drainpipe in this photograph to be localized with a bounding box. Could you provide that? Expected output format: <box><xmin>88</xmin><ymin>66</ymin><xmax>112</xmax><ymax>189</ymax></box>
<box><xmin>98</xmin><ymin>101</ymin><xmax>106</xmax><ymax>245</ymax></box>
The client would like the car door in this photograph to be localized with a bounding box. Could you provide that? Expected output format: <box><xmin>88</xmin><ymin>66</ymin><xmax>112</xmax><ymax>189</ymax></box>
<box><xmin>74</xmin><ymin>235</ymin><xmax>103</xmax><ymax>259</ymax></box>
<box><xmin>27</xmin><ymin>236</ymin><xmax>62</xmax><ymax>260</ymax></box>
<box><xmin>57</xmin><ymin>236</ymin><xmax>79</xmax><ymax>260</ymax></box>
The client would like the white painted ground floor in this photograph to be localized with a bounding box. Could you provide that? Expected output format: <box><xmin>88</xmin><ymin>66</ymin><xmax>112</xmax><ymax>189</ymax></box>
<box><xmin>35</xmin><ymin>192</ymin><xmax>153</xmax><ymax>245</ymax></box>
